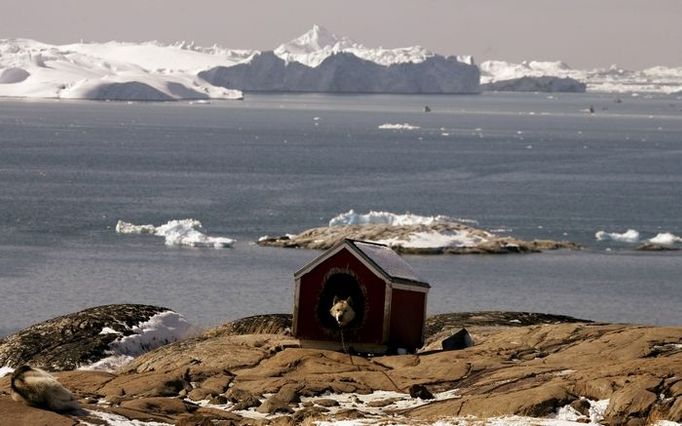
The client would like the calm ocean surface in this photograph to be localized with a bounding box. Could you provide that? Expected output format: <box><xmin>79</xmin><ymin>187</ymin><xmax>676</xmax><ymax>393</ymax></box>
<box><xmin>0</xmin><ymin>92</ymin><xmax>680</xmax><ymax>335</ymax></box>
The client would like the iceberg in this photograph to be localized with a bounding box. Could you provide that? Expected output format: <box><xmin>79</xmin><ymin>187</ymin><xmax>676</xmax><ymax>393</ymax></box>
<box><xmin>595</xmin><ymin>229</ymin><xmax>641</xmax><ymax>243</ymax></box>
<box><xmin>0</xmin><ymin>38</ymin><xmax>244</xmax><ymax>101</ymax></box>
<box><xmin>200</xmin><ymin>51</ymin><xmax>479</xmax><ymax>94</ymax></box>
<box><xmin>199</xmin><ymin>25</ymin><xmax>479</xmax><ymax>94</ymax></box>
<box><xmin>480</xmin><ymin>60</ymin><xmax>682</xmax><ymax>94</ymax></box>
<box><xmin>116</xmin><ymin>219</ymin><xmax>236</xmax><ymax>248</ymax></box>
<box><xmin>648</xmin><ymin>232</ymin><xmax>682</xmax><ymax>246</ymax></box>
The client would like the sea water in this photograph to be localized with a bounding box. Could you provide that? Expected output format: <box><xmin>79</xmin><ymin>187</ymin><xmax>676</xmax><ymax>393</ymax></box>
<box><xmin>0</xmin><ymin>92</ymin><xmax>680</xmax><ymax>335</ymax></box>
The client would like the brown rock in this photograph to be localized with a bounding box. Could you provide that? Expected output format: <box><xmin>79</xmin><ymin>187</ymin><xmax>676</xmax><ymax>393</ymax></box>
<box><xmin>274</xmin><ymin>383</ymin><xmax>302</xmax><ymax>404</ymax></box>
<box><xmin>188</xmin><ymin>388</ymin><xmax>213</xmax><ymax>401</ymax></box>
<box><xmin>199</xmin><ymin>374</ymin><xmax>232</xmax><ymax>395</ymax></box>
<box><xmin>409</xmin><ymin>384</ymin><xmax>434</xmax><ymax>399</ymax></box>
<box><xmin>603</xmin><ymin>384</ymin><xmax>657</xmax><ymax>425</ymax></box>
<box><xmin>232</xmin><ymin>396</ymin><xmax>261</xmax><ymax>411</ymax></box>
<box><xmin>314</xmin><ymin>398</ymin><xmax>340</xmax><ymax>407</ymax></box>
<box><xmin>667</xmin><ymin>397</ymin><xmax>682</xmax><ymax>422</ymax></box>
<box><xmin>292</xmin><ymin>405</ymin><xmax>329</xmax><ymax>423</ymax></box>
<box><xmin>669</xmin><ymin>379</ymin><xmax>682</xmax><ymax>397</ymax></box>
<box><xmin>333</xmin><ymin>408</ymin><xmax>366</xmax><ymax>420</ymax></box>
<box><xmin>120</xmin><ymin>396</ymin><xmax>193</xmax><ymax>415</ymax></box>
<box><xmin>210</xmin><ymin>395</ymin><xmax>229</xmax><ymax>405</ymax></box>
<box><xmin>367</xmin><ymin>397</ymin><xmax>402</xmax><ymax>407</ymax></box>
<box><xmin>100</xmin><ymin>372</ymin><xmax>186</xmax><ymax>400</ymax></box>
<box><xmin>225</xmin><ymin>387</ymin><xmax>259</xmax><ymax>403</ymax></box>
<box><xmin>256</xmin><ymin>396</ymin><xmax>294</xmax><ymax>414</ymax></box>
<box><xmin>570</xmin><ymin>398</ymin><xmax>592</xmax><ymax>416</ymax></box>
<box><xmin>0</xmin><ymin>395</ymin><xmax>77</xmax><ymax>426</ymax></box>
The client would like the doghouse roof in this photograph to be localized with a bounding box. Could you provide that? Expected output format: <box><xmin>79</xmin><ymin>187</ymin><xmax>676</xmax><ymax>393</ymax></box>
<box><xmin>295</xmin><ymin>239</ymin><xmax>430</xmax><ymax>288</ymax></box>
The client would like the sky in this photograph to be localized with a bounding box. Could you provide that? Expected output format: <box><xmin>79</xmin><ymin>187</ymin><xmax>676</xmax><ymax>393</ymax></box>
<box><xmin>1</xmin><ymin>0</ymin><xmax>681</xmax><ymax>69</ymax></box>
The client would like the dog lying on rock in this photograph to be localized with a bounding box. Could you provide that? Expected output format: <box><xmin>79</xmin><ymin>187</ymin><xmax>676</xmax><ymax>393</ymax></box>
<box><xmin>10</xmin><ymin>365</ymin><xmax>80</xmax><ymax>413</ymax></box>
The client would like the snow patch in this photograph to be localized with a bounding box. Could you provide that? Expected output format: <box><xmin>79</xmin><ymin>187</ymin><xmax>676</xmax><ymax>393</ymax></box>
<box><xmin>378</xmin><ymin>123</ymin><xmax>421</xmax><ymax>130</ymax></box>
<box><xmin>83</xmin><ymin>410</ymin><xmax>171</xmax><ymax>425</ymax></box>
<box><xmin>0</xmin><ymin>366</ymin><xmax>14</xmax><ymax>377</ymax></box>
<box><xmin>595</xmin><ymin>229</ymin><xmax>640</xmax><ymax>243</ymax></box>
<box><xmin>116</xmin><ymin>219</ymin><xmax>236</xmax><ymax>248</ymax></box>
<box><xmin>376</xmin><ymin>230</ymin><xmax>487</xmax><ymax>249</ymax></box>
<box><xmin>80</xmin><ymin>311</ymin><xmax>194</xmax><ymax>372</ymax></box>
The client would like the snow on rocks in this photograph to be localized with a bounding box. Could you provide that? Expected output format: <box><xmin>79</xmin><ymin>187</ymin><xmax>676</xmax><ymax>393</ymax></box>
<box><xmin>116</xmin><ymin>219</ymin><xmax>236</xmax><ymax>248</ymax></box>
<box><xmin>0</xmin><ymin>304</ymin><xmax>186</xmax><ymax>371</ymax></box>
<box><xmin>80</xmin><ymin>310</ymin><xmax>194</xmax><ymax>372</ymax></box>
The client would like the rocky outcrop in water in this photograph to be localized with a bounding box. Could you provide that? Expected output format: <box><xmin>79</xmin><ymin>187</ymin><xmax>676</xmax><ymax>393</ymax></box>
<box><xmin>0</xmin><ymin>304</ymin><xmax>171</xmax><ymax>371</ymax></box>
<box><xmin>258</xmin><ymin>223</ymin><xmax>579</xmax><ymax>254</ymax></box>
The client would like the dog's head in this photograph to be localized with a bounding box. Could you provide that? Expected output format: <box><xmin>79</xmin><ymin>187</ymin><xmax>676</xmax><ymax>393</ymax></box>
<box><xmin>330</xmin><ymin>296</ymin><xmax>355</xmax><ymax>327</ymax></box>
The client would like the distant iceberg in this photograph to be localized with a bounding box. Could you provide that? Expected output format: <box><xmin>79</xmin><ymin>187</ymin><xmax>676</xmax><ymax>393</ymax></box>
<box><xmin>116</xmin><ymin>219</ymin><xmax>235</xmax><ymax>248</ymax></box>
<box><xmin>200</xmin><ymin>50</ymin><xmax>480</xmax><ymax>94</ymax></box>
<box><xmin>481</xmin><ymin>76</ymin><xmax>586</xmax><ymax>93</ymax></box>
<box><xmin>0</xmin><ymin>38</ymin><xmax>244</xmax><ymax>101</ymax></box>
<box><xmin>648</xmin><ymin>232</ymin><xmax>682</xmax><ymax>246</ymax></box>
<box><xmin>480</xmin><ymin>60</ymin><xmax>682</xmax><ymax>94</ymax></box>
<box><xmin>595</xmin><ymin>229</ymin><xmax>640</xmax><ymax>243</ymax></box>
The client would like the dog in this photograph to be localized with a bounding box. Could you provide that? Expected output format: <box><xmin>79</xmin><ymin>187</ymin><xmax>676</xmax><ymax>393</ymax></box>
<box><xmin>10</xmin><ymin>365</ymin><xmax>80</xmax><ymax>413</ymax></box>
<box><xmin>329</xmin><ymin>296</ymin><xmax>356</xmax><ymax>327</ymax></box>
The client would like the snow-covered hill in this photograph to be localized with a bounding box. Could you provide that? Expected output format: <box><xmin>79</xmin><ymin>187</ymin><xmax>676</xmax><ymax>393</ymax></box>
<box><xmin>480</xmin><ymin>60</ymin><xmax>682</xmax><ymax>94</ymax></box>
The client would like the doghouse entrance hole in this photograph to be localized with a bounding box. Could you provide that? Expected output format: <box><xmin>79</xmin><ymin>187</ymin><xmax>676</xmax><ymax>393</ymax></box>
<box><xmin>317</xmin><ymin>272</ymin><xmax>365</xmax><ymax>329</ymax></box>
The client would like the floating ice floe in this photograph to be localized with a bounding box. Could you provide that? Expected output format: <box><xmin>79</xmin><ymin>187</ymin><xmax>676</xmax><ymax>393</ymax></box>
<box><xmin>116</xmin><ymin>219</ymin><xmax>235</xmax><ymax>248</ymax></box>
<box><xmin>329</xmin><ymin>209</ymin><xmax>460</xmax><ymax>227</ymax></box>
<box><xmin>377</xmin><ymin>123</ymin><xmax>421</xmax><ymax>130</ymax></box>
<box><xmin>80</xmin><ymin>311</ymin><xmax>194</xmax><ymax>372</ymax></box>
<box><xmin>595</xmin><ymin>229</ymin><xmax>640</xmax><ymax>243</ymax></box>
<box><xmin>648</xmin><ymin>232</ymin><xmax>682</xmax><ymax>246</ymax></box>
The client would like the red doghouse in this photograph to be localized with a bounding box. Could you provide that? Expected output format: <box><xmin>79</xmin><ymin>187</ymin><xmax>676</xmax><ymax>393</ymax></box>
<box><xmin>293</xmin><ymin>239</ymin><xmax>430</xmax><ymax>353</ymax></box>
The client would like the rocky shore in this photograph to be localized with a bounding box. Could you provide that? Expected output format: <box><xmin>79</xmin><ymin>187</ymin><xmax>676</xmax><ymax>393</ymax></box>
<box><xmin>1</xmin><ymin>306</ymin><xmax>681</xmax><ymax>425</ymax></box>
